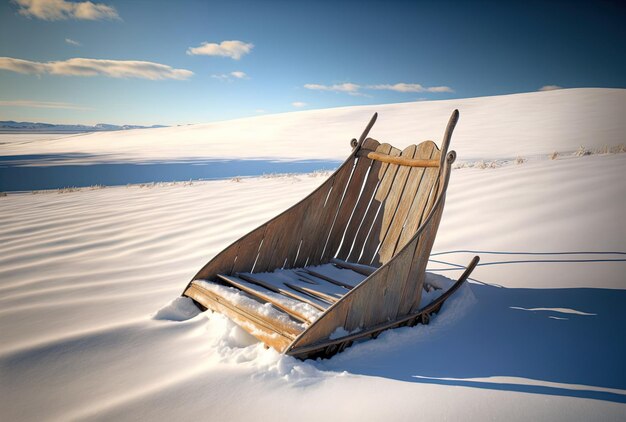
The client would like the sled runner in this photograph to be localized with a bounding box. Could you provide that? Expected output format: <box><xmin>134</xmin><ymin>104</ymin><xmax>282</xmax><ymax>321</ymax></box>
<box><xmin>182</xmin><ymin>110</ymin><xmax>479</xmax><ymax>359</ymax></box>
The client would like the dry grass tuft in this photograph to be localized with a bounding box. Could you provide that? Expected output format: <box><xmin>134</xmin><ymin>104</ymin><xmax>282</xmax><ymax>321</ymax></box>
<box><xmin>575</xmin><ymin>145</ymin><xmax>592</xmax><ymax>157</ymax></box>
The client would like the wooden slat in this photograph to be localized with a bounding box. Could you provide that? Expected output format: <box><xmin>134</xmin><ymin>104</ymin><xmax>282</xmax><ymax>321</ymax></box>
<box><xmin>345</xmin><ymin>265</ymin><xmax>388</xmax><ymax>330</ymax></box>
<box><xmin>358</xmin><ymin>150</ymin><xmax>439</xmax><ymax>167</ymax></box>
<box><xmin>330</xmin><ymin>258</ymin><xmax>375</xmax><ymax>276</ymax></box>
<box><xmin>237</xmin><ymin>272</ymin><xmax>329</xmax><ymax>311</ymax></box>
<box><xmin>377</xmin><ymin>141</ymin><xmax>436</xmax><ymax>263</ymax></box>
<box><xmin>185</xmin><ymin>283</ymin><xmax>299</xmax><ymax>352</ymax></box>
<box><xmin>299</xmin><ymin>268</ymin><xmax>354</xmax><ymax>290</ymax></box>
<box><xmin>230</xmin><ymin>225</ymin><xmax>267</xmax><ymax>273</ymax></box>
<box><xmin>266</xmin><ymin>204</ymin><xmax>306</xmax><ymax>271</ymax></box>
<box><xmin>395</xmin><ymin>159</ymin><xmax>440</xmax><ymax>253</ymax></box>
<box><xmin>294</xmin><ymin>271</ymin><xmax>321</xmax><ymax>285</ymax></box>
<box><xmin>300</xmin><ymin>264</ymin><xmax>366</xmax><ymax>288</ymax></box>
<box><xmin>378</xmin><ymin>241</ymin><xmax>416</xmax><ymax>322</ymax></box>
<box><xmin>307</xmin><ymin>156</ymin><xmax>357</xmax><ymax>265</ymax></box>
<box><xmin>298</xmin><ymin>294</ymin><xmax>355</xmax><ymax>346</ymax></box>
<box><xmin>335</xmin><ymin>160</ymin><xmax>383</xmax><ymax>260</ymax></box>
<box><xmin>278</xmin><ymin>267</ymin><xmax>354</xmax><ymax>296</ymax></box>
<box><xmin>192</xmin><ymin>245</ymin><xmax>238</xmax><ymax>281</ymax></box>
<box><xmin>293</xmin><ymin>185</ymin><xmax>333</xmax><ymax>267</ymax></box>
<box><xmin>372</xmin><ymin>144</ymin><xmax>417</xmax><ymax>263</ymax></box>
<box><xmin>404</xmin><ymin>205</ymin><xmax>444</xmax><ymax>314</ymax></box>
<box><xmin>321</xmin><ymin>139</ymin><xmax>379</xmax><ymax>262</ymax></box>
<box><xmin>215</xmin><ymin>274</ymin><xmax>314</xmax><ymax>323</ymax></box>
<box><xmin>338</xmin><ymin>144</ymin><xmax>391</xmax><ymax>261</ymax></box>
<box><xmin>360</xmin><ymin>145</ymin><xmax>414</xmax><ymax>265</ymax></box>
<box><xmin>251</xmin><ymin>220</ymin><xmax>282</xmax><ymax>273</ymax></box>
<box><xmin>349</xmin><ymin>144</ymin><xmax>400</xmax><ymax>263</ymax></box>
<box><xmin>284</xmin><ymin>282</ymin><xmax>340</xmax><ymax>304</ymax></box>
<box><xmin>359</xmin><ymin>137</ymin><xmax>381</xmax><ymax>152</ymax></box>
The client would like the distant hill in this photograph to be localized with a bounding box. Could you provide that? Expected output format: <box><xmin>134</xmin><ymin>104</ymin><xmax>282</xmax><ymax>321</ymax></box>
<box><xmin>0</xmin><ymin>121</ymin><xmax>167</xmax><ymax>133</ymax></box>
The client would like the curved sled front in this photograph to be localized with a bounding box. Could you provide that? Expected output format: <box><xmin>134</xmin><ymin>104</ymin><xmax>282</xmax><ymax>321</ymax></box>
<box><xmin>182</xmin><ymin>110</ymin><xmax>479</xmax><ymax>359</ymax></box>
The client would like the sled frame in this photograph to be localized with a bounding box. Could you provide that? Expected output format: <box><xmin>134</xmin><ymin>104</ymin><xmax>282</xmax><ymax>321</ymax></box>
<box><xmin>182</xmin><ymin>110</ymin><xmax>479</xmax><ymax>359</ymax></box>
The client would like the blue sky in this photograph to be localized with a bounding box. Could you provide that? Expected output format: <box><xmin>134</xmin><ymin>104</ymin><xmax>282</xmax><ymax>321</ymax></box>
<box><xmin>0</xmin><ymin>0</ymin><xmax>624</xmax><ymax>125</ymax></box>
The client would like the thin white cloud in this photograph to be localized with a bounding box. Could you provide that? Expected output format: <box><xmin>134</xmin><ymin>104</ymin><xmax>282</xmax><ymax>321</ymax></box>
<box><xmin>14</xmin><ymin>0</ymin><xmax>119</xmax><ymax>21</ymax></box>
<box><xmin>0</xmin><ymin>57</ymin><xmax>47</xmax><ymax>74</ymax></box>
<box><xmin>65</xmin><ymin>38</ymin><xmax>81</xmax><ymax>46</ymax></box>
<box><xmin>304</xmin><ymin>83</ymin><xmax>361</xmax><ymax>94</ymax></box>
<box><xmin>304</xmin><ymin>81</ymin><xmax>451</xmax><ymax>96</ymax></box>
<box><xmin>291</xmin><ymin>101</ymin><xmax>307</xmax><ymax>108</ymax></box>
<box><xmin>0</xmin><ymin>57</ymin><xmax>193</xmax><ymax>80</ymax></box>
<box><xmin>0</xmin><ymin>99</ymin><xmax>89</xmax><ymax>109</ymax></box>
<box><xmin>211</xmin><ymin>71</ymin><xmax>248</xmax><ymax>81</ymax></box>
<box><xmin>255</xmin><ymin>109</ymin><xmax>266</xmax><ymax>113</ymax></box>
<box><xmin>187</xmin><ymin>40</ymin><xmax>253</xmax><ymax>60</ymax></box>
<box><xmin>230</xmin><ymin>71</ymin><xmax>247</xmax><ymax>79</ymax></box>
<box><xmin>539</xmin><ymin>85</ymin><xmax>562</xmax><ymax>91</ymax></box>
<box><xmin>367</xmin><ymin>83</ymin><xmax>454</xmax><ymax>93</ymax></box>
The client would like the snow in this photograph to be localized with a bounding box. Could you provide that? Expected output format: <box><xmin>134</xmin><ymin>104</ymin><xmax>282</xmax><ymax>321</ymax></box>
<box><xmin>1</xmin><ymin>88</ymin><xmax>625</xmax><ymax>421</ymax></box>
<box><xmin>1</xmin><ymin>88</ymin><xmax>624</xmax><ymax>164</ymax></box>
<box><xmin>194</xmin><ymin>280</ymin><xmax>308</xmax><ymax>331</ymax></box>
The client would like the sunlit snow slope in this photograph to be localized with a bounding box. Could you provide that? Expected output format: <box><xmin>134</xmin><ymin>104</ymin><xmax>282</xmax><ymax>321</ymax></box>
<box><xmin>1</xmin><ymin>88</ymin><xmax>625</xmax><ymax>421</ymax></box>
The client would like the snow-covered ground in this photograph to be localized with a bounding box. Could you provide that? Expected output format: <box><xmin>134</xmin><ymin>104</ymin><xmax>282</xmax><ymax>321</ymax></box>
<box><xmin>1</xmin><ymin>88</ymin><xmax>625</xmax><ymax>421</ymax></box>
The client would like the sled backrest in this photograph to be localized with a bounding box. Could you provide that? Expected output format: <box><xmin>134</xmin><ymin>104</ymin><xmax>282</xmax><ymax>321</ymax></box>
<box><xmin>330</xmin><ymin>138</ymin><xmax>443</xmax><ymax>267</ymax></box>
<box><xmin>190</xmin><ymin>111</ymin><xmax>457</xmax><ymax>283</ymax></box>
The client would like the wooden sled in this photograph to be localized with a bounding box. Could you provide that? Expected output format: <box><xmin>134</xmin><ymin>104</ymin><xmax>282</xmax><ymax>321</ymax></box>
<box><xmin>182</xmin><ymin>110</ymin><xmax>479</xmax><ymax>360</ymax></box>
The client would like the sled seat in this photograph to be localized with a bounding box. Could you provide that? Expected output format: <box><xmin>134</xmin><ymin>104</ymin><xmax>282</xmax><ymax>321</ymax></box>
<box><xmin>186</xmin><ymin>262</ymin><xmax>370</xmax><ymax>350</ymax></box>
<box><xmin>185</xmin><ymin>259</ymin><xmax>450</xmax><ymax>351</ymax></box>
<box><xmin>182</xmin><ymin>110</ymin><xmax>479</xmax><ymax>359</ymax></box>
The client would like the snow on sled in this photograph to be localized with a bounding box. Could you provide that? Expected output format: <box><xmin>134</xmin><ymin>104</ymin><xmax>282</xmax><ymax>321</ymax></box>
<box><xmin>182</xmin><ymin>110</ymin><xmax>479</xmax><ymax>360</ymax></box>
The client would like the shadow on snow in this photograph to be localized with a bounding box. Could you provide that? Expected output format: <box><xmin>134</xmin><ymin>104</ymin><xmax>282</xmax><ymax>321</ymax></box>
<box><xmin>0</xmin><ymin>154</ymin><xmax>341</xmax><ymax>191</ymax></box>
<box><xmin>320</xmin><ymin>278</ymin><xmax>626</xmax><ymax>403</ymax></box>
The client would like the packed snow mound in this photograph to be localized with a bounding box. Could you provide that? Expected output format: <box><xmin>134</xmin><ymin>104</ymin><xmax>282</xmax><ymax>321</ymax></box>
<box><xmin>152</xmin><ymin>297</ymin><xmax>201</xmax><ymax>321</ymax></box>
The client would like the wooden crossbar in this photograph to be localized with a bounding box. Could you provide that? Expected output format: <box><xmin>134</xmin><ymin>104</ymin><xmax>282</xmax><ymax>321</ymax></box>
<box><xmin>359</xmin><ymin>150</ymin><xmax>440</xmax><ymax>167</ymax></box>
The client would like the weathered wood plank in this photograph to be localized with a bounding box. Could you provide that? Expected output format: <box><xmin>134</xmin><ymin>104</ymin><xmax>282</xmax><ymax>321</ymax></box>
<box><xmin>284</xmin><ymin>282</ymin><xmax>340</xmax><ymax>304</ymax></box>
<box><xmin>192</xmin><ymin>244</ymin><xmax>239</xmax><ymax>281</ymax></box>
<box><xmin>335</xmin><ymin>164</ymin><xmax>382</xmax><ymax>260</ymax></box>
<box><xmin>372</xmin><ymin>144</ymin><xmax>418</xmax><ymax>264</ymax></box>
<box><xmin>215</xmin><ymin>274</ymin><xmax>314</xmax><ymax>323</ymax></box>
<box><xmin>357</xmin><ymin>150</ymin><xmax>440</xmax><ymax>167</ymax></box>
<box><xmin>185</xmin><ymin>283</ymin><xmax>299</xmax><ymax>351</ymax></box>
<box><xmin>266</xmin><ymin>204</ymin><xmax>307</xmax><ymax>271</ymax></box>
<box><xmin>321</xmin><ymin>139</ymin><xmax>379</xmax><ymax>262</ymax></box>
<box><xmin>351</xmin><ymin>144</ymin><xmax>401</xmax><ymax>263</ymax></box>
<box><xmin>330</xmin><ymin>258</ymin><xmax>375</xmax><ymax>276</ymax></box>
<box><xmin>405</xmin><ymin>204</ymin><xmax>444</xmax><ymax>313</ymax></box>
<box><xmin>293</xmin><ymin>185</ymin><xmax>333</xmax><ymax>267</ymax></box>
<box><xmin>378</xmin><ymin>141</ymin><xmax>436</xmax><ymax>263</ymax></box>
<box><xmin>395</xmin><ymin>148</ymin><xmax>441</xmax><ymax>253</ymax></box>
<box><xmin>294</xmin><ymin>294</ymin><xmax>355</xmax><ymax>346</ymax></box>
<box><xmin>237</xmin><ymin>272</ymin><xmax>329</xmax><ymax>311</ymax></box>
<box><xmin>307</xmin><ymin>156</ymin><xmax>357</xmax><ymax>265</ymax></box>
<box><xmin>338</xmin><ymin>144</ymin><xmax>391</xmax><ymax>261</ymax></box>
<box><xmin>360</xmin><ymin>145</ymin><xmax>412</xmax><ymax>265</ymax></box>
<box><xmin>300</xmin><ymin>267</ymin><xmax>354</xmax><ymax>290</ymax></box>
<box><xmin>345</xmin><ymin>265</ymin><xmax>389</xmax><ymax>330</ymax></box>
<box><xmin>229</xmin><ymin>225</ymin><xmax>267</xmax><ymax>274</ymax></box>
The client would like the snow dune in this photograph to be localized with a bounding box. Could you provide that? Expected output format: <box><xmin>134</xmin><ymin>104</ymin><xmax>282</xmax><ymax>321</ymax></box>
<box><xmin>1</xmin><ymin>88</ymin><xmax>625</xmax><ymax>164</ymax></box>
<box><xmin>1</xmin><ymin>88</ymin><xmax>625</xmax><ymax>421</ymax></box>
